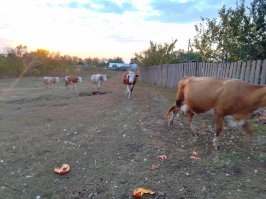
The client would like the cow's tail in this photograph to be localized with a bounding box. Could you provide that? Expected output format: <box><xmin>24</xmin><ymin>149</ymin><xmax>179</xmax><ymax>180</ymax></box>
<box><xmin>165</xmin><ymin>78</ymin><xmax>187</xmax><ymax>117</ymax></box>
<box><xmin>165</xmin><ymin>104</ymin><xmax>178</xmax><ymax>118</ymax></box>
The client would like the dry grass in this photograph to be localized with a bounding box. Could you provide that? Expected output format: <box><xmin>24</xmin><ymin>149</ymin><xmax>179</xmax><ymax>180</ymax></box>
<box><xmin>0</xmin><ymin>70</ymin><xmax>265</xmax><ymax>199</ymax></box>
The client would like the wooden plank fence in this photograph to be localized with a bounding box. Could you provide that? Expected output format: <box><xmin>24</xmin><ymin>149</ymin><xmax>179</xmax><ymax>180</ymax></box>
<box><xmin>139</xmin><ymin>59</ymin><xmax>266</xmax><ymax>88</ymax></box>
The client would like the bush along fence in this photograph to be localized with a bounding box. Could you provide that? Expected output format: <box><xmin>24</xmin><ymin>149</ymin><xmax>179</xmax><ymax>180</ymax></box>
<box><xmin>139</xmin><ymin>59</ymin><xmax>266</xmax><ymax>89</ymax></box>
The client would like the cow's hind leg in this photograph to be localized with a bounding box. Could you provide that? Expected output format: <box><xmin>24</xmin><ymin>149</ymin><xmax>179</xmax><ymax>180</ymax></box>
<box><xmin>187</xmin><ymin>112</ymin><xmax>198</xmax><ymax>136</ymax></box>
<box><xmin>213</xmin><ymin>115</ymin><xmax>224</xmax><ymax>150</ymax></box>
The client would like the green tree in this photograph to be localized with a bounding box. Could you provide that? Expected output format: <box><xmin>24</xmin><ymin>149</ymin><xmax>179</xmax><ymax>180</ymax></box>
<box><xmin>6</xmin><ymin>45</ymin><xmax>28</xmax><ymax>77</ymax></box>
<box><xmin>107</xmin><ymin>57</ymin><xmax>124</xmax><ymax>64</ymax></box>
<box><xmin>193</xmin><ymin>0</ymin><xmax>265</xmax><ymax>62</ymax></box>
<box><xmin>193</xmin><ymin>17</ymin><xmax>221</xmax><ymax>62</ymax></box>
<box><xmin>133</xmin><ymin>39</ymin><xmax>178</xmax><ymax>67</ymax></box>
<box><xmin>249</xmin><ymin>0</ymin><xmax>266</xmax><ymax>59</ymax></box>
<box><xmin>176</xmin><ymin>49</ymin><xmax>201</xmax><ymax>63</ymax></box>
<box><xmin>0</xmin><ymin>45</ymin><xmax>80</xmax><ymax>77</ymax></box>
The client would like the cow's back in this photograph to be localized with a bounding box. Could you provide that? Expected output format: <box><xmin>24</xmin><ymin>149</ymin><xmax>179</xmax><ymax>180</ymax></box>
<box><xmin>181</xmin><ymin>77</ymin><xmax>225</xmax><ymax>113</ymax></box>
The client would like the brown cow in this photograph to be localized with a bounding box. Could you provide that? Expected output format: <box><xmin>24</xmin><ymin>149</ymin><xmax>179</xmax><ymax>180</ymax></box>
<box><xmin>122</xmin><ymin>71</ymin><xmax>139</xmax><ymax>99</ymax></box>
<box><xmin>166</xmin><ymin>76</ymin><xmax>266</xmax><ymax>149</ymax></box>
<box><xmin>65</xmin><ymin>75</ymin><xmax>82</xmax><ymax>91</ymax></box>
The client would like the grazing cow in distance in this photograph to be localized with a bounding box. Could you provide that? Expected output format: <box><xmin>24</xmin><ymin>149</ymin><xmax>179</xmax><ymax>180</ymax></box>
<box><xmin>43</xmin><ymin>77</ymin><xmax>59</xmax><ymax>88</ymax></box>
<box><xmin>64</xmin><ymin>75</ymin><xmax>82</xmax><ymax>91</ymax></box>
<box><xmin>166</xmin><ymin>76</ymin><xmax>266</xmax><ymax>150</ymax></box>
<box><xmin>91</xmin><ymin>74</ymin><xmax>107</xmax><ymax>90</ymax></box>
<box><xmin>122</xmin><ymin>71</ymin><xmax>139</xmax><ymax>99</ymax></box>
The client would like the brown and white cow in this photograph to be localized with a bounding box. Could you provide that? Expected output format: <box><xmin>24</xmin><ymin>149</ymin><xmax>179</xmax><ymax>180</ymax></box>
<box><xmin>64</xmin><ymin>75</ymin><xmax>82</xmax><ymax>91</ymax></box>
<box><xmin>91</xmin><ymin>74</ymin><xmax>107</xmax><ymax>90</ymax></box>
<box><xmin>166</xmin><ymin>76</ymin><xmax>266</xmax><ymax>149</ymax></box>
<box><xmin>122</xmin><ymin>71</ymin><xmax>139</xmax><ymax>99</ymax></box>
<box><xmin>43</xmin><ymin>77</ymin><xmax>59</xmax><ymax>88</ymax></box>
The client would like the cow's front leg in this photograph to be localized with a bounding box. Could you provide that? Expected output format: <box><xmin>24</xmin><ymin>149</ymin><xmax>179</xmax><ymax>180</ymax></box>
<box><xmin>97</xmin><ymin>83</ymin><xmax>101</xmax><ymax>90</ymax></box>
<box><xmin>168</xmin><ymin>112</ymin><xmax>175</xmax><ymax>127</ymax></box>
<box><xmin>186</xmin><ymin>112</ymin><xmax>201</xmax><ymax>137</ymax></box>
<box><xmin>242</xmin><ymin>123</ymin><xmax>252</xmax><ymax>151</ymax></box>
<box><xmin>166</xmin><ymin>105</ymin><xmax>179</xmax><ymax>127</ymax></box>
<box><xmin>167</xmin><ymin>110</ymin><xmax>179</xmax><ymax>127</ymax></box>
<box><xmin>126</xmin><ymin>85</ymin><xmax>131</xmax><ymax>99</ymax></box>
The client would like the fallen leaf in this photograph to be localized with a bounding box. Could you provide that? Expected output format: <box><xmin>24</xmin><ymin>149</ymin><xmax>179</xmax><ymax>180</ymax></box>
<box><xmin>132</xmin><ymin>187</ymin><xmax>155</xmax><ymax>198</ymax></box>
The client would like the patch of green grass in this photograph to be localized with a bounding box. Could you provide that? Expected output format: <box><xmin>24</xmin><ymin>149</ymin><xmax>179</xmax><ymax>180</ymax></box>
<box><xmin>23</xmin><ymin>116</ymin><xmax>53</xmax><ymax>126</ymax></box>
<box><xmin>211</xmin><ymin>152</ymin><xmax>245</xmax><ymax>170</ymax></box>
<box><xmin>211</xmin><ymin>161</ymin><xmax>225</xmax><ymax>170</ymax></box>
<box><xmin>250</xmin><ymin>121</ymin><xmax>266</xmax><ymax>135</ymax></box>
<box><xmin>218</xmin><ymin>152</ymin><xmax>245</xmax><ymax>162</ymax></box>
<box><xmin>0</xmin><ymin>77</ymin><xmax>43</xmax><ymax>89</ymax></box>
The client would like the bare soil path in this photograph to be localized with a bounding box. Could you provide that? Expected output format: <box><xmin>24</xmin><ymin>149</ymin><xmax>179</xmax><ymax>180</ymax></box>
<box><xmin>0</xmin><ymin>71</ymin><xmax>265</xmax><ymax>199</ymax></box>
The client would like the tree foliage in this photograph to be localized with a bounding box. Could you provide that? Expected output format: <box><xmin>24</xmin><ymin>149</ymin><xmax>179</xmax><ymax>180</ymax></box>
<box><xmin>133</xmin><ymin>39</ymin><xmax>178</xmax><ymax>67</ymax></box>
<box><xmin>0</xmin><ymin>45</ymin><xmax>79</xmax><ymax>77</ymax></box>
<box><xmin>0</xmin><ymin>44</ymin><xmax>128</xmax><ymax>77</ymax></box>
<box><xmin>193</xmin><ymin>0</ymin><xmax>266</xmax><ymax>62</ymax></box>
<box><xmin>175</xmin><ymin>50</ymin><xmax>201</xmax><ymax>63</ymax></box>
<box><xmin>132</xmin><ymin>39</ymin><xmax>201</xmax><ymax>66</ymax></box>
<box><xmin>107</xmin><ymin>57</ymin><xmax>124</xmax><ymax>64</ymax></box>
<box><xmin>249</xmin><ymin>0</ymin><xmax>266</xmax><ymax>59</ymax></box>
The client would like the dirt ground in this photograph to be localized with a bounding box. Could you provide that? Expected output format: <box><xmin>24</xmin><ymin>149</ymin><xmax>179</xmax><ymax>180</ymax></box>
<box><xmin>0</xmin><ymin>69</ymin><xmax>265</xmax><ymax>199</ymax></box>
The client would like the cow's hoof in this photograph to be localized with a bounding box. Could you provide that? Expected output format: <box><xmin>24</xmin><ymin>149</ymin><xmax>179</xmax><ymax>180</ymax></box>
<box><xmin>215</xmin><ymin>145</ymin><xmax>220</xmax><ymax>150</ymax></box>
<box><xmin>168</xmin><ymin>121</ymin><xmax>173</xmax><ymax>127</ymax></box>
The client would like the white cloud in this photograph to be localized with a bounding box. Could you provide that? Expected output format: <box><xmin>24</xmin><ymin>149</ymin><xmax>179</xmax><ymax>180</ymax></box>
<box><xmin>0</xmin><ymin>0</ymin><xmax>197</xmax><ymax>62</ymax></box>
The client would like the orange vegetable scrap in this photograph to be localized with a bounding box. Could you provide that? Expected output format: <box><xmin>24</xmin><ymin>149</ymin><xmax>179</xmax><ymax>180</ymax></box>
<box><xmin>190</xmin><ymin>156</ymin><xmax>201</xmax><ymax>160</ymax></box>
<box><xmin>190</xmin><ymin>151</ymin><xmax>201</xmax><ymax>160</ymax></box>
<box><xmin>54</xmin><ymin>164</ymin><xmax>71</xmax><ymax>174</ymax></box>
<box><xmin>157</xmin><ymin>155</ymin><xmax>167</xmax><ymax>161</ymax></box>
<box><xmin>132</xmin><ymin>187</ymin><xmax>155</xmax><ymax>198</ymax></box>
<box><xmin>150</xmin><ymin>164</ymin><xmax>159</xmax><ymax>170</ymax></box>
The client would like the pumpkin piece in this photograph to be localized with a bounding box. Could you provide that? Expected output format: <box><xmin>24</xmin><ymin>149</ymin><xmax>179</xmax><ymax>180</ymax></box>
<box><xmin>132</xmin><ymin>187</ymin><xmax>155</xmax><ymax>198</ymax></box>
<box><xmin>54</xmin><ymin>164</ymin><xmax>71</xmax><ymax>174</ymax></box>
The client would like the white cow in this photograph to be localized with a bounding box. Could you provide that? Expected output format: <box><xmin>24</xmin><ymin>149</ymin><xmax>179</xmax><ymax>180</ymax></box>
<box><xmin>43</xmin><ymin>77</ymin><xmax>59</xmax><ymax>88</ymax></box>
<box><xmin>91</xmin><ymin>74</ymin><xmax>107</xmax><ymax>90</ymax></box>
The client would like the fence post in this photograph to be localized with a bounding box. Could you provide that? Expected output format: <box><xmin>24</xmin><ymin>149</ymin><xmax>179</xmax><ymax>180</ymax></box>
<box><xmin>260</xmin><ymin>59</ymin><xmax>266</xmax><ymax>85</ymax></box>
<box><xmin>245</xmin><ymin>61</ymin><xmax>251</xmax><ymax>82</ymax></box>
<box><xmin>249</xmin><ymin>60</ymin><xmax>257</xmax><ymax>83</ymax></box>
<box><xmin>254</xmin><ymin>60</ymin><xmax>261</xmax><ymax>84</ymax></box>
<box><xmin>235</xmin><ymin>62</ymin><xmax>242</xmax><ymax>79</ymax></box>
<box><xmin>240</xmin><ymin>62</ymin><xmax>246</xmax><ymax>81</ymax></box>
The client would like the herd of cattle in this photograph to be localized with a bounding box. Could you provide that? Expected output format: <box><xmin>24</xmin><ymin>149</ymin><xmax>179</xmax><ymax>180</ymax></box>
<box><xmin>43</xmin><ymin>71</ymin><xmax>266</xmax><ymax>149</ymax></box>
<box><xmin>43</xmin><ymin>71</ymin><xmax>139</xmax><ymax>99</ymax></box>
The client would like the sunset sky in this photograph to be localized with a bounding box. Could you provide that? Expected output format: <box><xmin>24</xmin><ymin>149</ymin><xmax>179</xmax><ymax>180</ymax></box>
<box><xmin>0</xmin><ymin>0</ymin><xmax>245</xmax><ymax>62</ymax></box>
